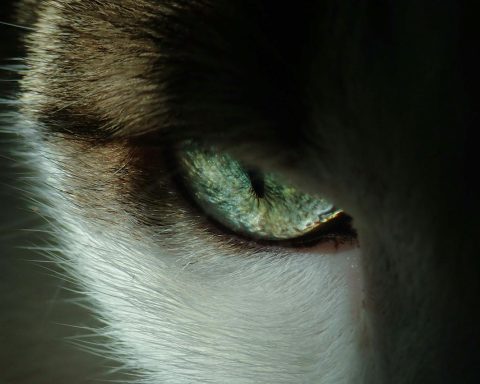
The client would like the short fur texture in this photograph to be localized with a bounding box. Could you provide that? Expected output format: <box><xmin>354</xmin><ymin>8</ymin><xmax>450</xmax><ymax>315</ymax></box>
<box><xmin>2</xmin><ymin>1</ymin><xmax>479</xmax><ymax>383</ymax></box>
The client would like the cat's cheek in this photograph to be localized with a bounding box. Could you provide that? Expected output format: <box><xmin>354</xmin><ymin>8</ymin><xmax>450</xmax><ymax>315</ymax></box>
<box><xmin>288</xmin><ymin>244</ymin><xmax>365</xmax><ymax>322</ymax></box>
<box><xmin>301</xmin><ymin>245</ymin><xmax>371</xmax><ymax>353</ymax></box>
<box><xmin>343</xmin><ymin>248</ymin><xmax>365</xmax><ymax>320</ymax></box>
<box><xmin>339</xmin><ymin>247</ymin><xmax>375</xmax><ymax>367</ymax></box>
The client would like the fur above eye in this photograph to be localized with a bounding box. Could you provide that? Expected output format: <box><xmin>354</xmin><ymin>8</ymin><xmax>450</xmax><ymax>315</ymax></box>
<box><xmin>176</xmin><ymin>142</ymin><xmax>351</xmax><ymax>245</ymax></box>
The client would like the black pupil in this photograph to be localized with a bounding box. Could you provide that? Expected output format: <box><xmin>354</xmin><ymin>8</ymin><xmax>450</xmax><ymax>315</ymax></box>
<box><xmin>247</xmin><ymin>168</ymin><xmax>265</xmax><ymax>198</ymax></box>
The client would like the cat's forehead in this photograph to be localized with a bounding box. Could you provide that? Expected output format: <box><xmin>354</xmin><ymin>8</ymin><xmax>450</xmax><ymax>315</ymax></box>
<box><xmin>19</xmin><ymin>1</ymin><xmax>314</xmax><ymax>158</ymax></box>
<box><xmin>18</xmin><ymin>0</ymin><xmax>470</xmax><ymax>200</ymax></box>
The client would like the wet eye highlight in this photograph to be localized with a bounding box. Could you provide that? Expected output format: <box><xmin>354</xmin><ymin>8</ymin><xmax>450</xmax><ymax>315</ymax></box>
<box><xmin>176</xmin><ymin>142</ymin><xmax>349</xmax><ymax>245</ymax></box>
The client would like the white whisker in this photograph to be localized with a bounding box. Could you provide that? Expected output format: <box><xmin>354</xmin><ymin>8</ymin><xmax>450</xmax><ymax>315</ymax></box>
<box><xmin>0</xmin><ymin>21</ymin><xmax>35</xmax><ymax>31</ymax></box>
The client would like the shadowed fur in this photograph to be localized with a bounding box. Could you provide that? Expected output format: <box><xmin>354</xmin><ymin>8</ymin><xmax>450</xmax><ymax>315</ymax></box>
<box><xmin>1</xmin><ymin>0</ymin><xmax>479</xmax><ymax>383</ymax></box>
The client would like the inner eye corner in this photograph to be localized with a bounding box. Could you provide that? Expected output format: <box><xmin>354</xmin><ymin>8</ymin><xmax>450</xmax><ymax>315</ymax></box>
<box><xmin>280</xmin><ymin>211</ymin><xmax>357</xmax><ymax>247</ymax></box>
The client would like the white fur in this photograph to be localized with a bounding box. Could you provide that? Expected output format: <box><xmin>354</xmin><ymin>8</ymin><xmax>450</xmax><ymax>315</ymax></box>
<box><xmin>13</xmin><ymin>116</ymin><xmax>369</xmax><ymax>383</ymax></box>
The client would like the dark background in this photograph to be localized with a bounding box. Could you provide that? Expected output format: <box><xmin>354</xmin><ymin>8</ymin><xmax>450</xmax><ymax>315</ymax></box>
<box><xmin>0</xmin><ymin>2</ymin><xmax>129</xmax><ymax>383</ymax></box>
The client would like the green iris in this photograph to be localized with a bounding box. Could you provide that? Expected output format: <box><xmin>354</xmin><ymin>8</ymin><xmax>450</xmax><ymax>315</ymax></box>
<box><xmin>178</xmin><ymin>142</ymin><xmax>341</xmax><ymax>241</ymax></box>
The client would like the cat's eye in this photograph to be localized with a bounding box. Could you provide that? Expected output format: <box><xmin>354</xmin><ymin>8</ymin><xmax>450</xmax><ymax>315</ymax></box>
<box><xmin>175</xmin><ymin>142</ymin><xmax>354</xmax><ymax>246</ymax></box>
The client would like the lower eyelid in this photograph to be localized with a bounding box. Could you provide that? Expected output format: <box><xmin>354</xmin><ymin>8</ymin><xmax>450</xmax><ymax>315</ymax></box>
<box><xmin>186</xmin><ymin>208</ymin><xmax>359</xmax><ymax>255</ymax></box>
<box><xmin>294</xmin><ymin>237</ymin><xmax>360</xmax><ymax>255</ymax></box>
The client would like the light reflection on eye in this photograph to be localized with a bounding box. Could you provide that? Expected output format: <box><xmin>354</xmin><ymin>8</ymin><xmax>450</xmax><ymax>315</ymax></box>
<box><xmin>176</xmin><ymin>141</ymin><xmax>353</xmax><ymax>246</ymax></box>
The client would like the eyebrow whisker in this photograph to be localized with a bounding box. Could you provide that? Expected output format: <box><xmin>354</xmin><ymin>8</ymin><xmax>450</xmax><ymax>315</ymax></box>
<box><xmin>0</xmin><ymin>21</ymin><xmax>36</xmax><ymax>31</ymax></box>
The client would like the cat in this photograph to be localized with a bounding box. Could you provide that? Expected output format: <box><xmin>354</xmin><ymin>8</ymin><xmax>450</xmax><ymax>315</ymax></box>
<box><xmin>1</xmin><ymin>1</ymin><xmax>478</xmax><ymax>383</ymax></box>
